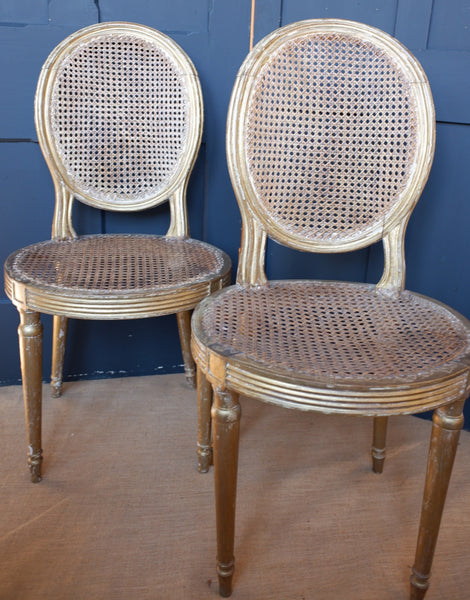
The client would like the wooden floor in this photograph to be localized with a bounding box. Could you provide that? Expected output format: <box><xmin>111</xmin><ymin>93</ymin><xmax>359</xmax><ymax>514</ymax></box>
<box><xmin>0</xmin><ymin>374</ymin><xmax>469</xmax><ymax>600</ymax></box>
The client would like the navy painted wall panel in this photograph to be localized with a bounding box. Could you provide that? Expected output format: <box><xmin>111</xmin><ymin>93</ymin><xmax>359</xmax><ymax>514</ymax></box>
<box><xmin>49</xmin><ymin>0</ymin><xmax>98</xmax><ymax>27</ymax></box>
<box><xmin>428</xmin><ymin>0</ymin><xmax>470</xmax><ymax>51</ymax></box>
<box><xmin>252</xmin><ymin>0</ymin><xmax>282</xmax><ymax>45</ymax></box>
<box><xmin>394</xmin><ymin>0</ymin><xmax>470</xmax><ymax>125</ymax></box>
<box><xmin>281</xmin><ymin>0</ymin><xmax>398</xmax><ymax>33</ymax></box>
<box><xmin>62</xmin><ymin>316</ymin><xmax>183</xmax><ymax>382</ymax></box>
<box><xmin>394</xmin><ymin>0</ymin><xmax>433</xmax><ymax>49</ymax></box>
<box><xmin>1</xmin><ymin>0</ymin><xmax>98</xmax><ymax>26</ymax></box>
<box><xmin>0</xmin><ymin>27</ymin><xmax>72</xmax><ymax>139</ymax></box>
<box><xmin>0</xmin><ymin>3</ymin><xmax>98</xmax><ymax>138</ymax></box>
<box><xmin>0</xmin><ymin>1</ymin><xmax>49</xmax><ymax>25</ymax></box>
<box><xmin>266</xmin><ymin>239</ymin><xmax>369</xmax><ymax>283</ymax></box>
<box><xmin>99</xmin><ymin>0</ymin><xmax>210</xmax><ymax>33</ymax></box>
<box><xmin>406</xmin><ymin>124</ymin><xmax>470</xmax><ymax>314</ymax></box>
<box><xmin>414</xmin><ymin>50</ymin><xmax>470</xmax><ymax>125</ymax></box>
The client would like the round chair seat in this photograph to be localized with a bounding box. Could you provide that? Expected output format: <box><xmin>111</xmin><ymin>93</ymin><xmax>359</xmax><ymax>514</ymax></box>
<box><xmin>192</xmin><ymin>281</ymin><xmax>470</xmax><ymax>414</ymax></box>
<box><xmin>5</xmin><ymin>234</ymin><xmax>231</xmax><ymax>319</ymax></box>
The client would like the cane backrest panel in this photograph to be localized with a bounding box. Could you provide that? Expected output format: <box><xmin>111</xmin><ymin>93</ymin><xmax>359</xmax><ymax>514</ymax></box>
<box><xmin>36</xmin><ymin>22</ymin><xmax>202</xmax><ymax>213</ymax></box>
<box><xmin>227</xmin><ymin>20</ymin><xmax>435</xmax><ymax>261</ymax></box>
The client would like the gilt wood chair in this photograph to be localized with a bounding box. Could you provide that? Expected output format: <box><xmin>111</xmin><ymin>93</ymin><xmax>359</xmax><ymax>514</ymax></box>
<box><xmin>4</xmin><ymin>22</ymin><xmax>231</xmax><ymax>483</ymax></box>
<box><xmin>191</xmin><ymin>19</ymin><xmax>470</xmax><ymax>599</ymax></box>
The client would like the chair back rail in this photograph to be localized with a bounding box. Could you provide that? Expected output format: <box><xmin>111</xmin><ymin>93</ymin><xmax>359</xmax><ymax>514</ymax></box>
<box><xmin>35</xmin><ymin>22</ymin><xmax>203</xmax><ymax>239</ymax></box>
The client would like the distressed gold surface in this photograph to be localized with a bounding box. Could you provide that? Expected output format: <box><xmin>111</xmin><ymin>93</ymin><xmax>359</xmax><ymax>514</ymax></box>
<box><xmin>18</xmin><ymin>310</ymin><xmax>43</xmax><ymax>483</ymax></box>
<box><xmin>177</xmin><ymin>311</ymin><xmax>196</xmax><ymax>388</ymax></box>
<box><xmin>197</xmin><ymin>367</ymin><xmax>213</xmax><ymax>472</ymax></box>
<box><xmin>51</xmin><ymin>315</ymin><xmax>68</xmax><ymax>398</ymax></box>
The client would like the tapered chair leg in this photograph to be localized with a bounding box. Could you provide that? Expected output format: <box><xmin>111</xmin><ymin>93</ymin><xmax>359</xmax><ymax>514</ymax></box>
<box><xmin>212</xmin><ymin>387</ymin><xmax>241</xmax><ymax>598</ymax></box>
<box><xmin>18</xmin><ymin>309</ymin><xmax>43</xmax><ymax>483</ymax></box>
<box><xmin>410</xmin><ymin>400</ymin><xmax>465</xmax><ymax>600</ymax></box>
<box><xmin>197</xmin><ymin>368</ymin><xmax>213</xmax><ymax>472</ymax></box>
<box><xmin>176</xmin><ymin>310</ymin><xmax>196</xmax><ymax>388</ymax></box>
<box><xmin>51</xmin><ymin>315</ymin><xmax>68</xmax><ymax>398</ymax></box>
<box><xmin>371</xmin><ymin>416</ymin><xmax>388</xmax><ymax>473</ymax></box>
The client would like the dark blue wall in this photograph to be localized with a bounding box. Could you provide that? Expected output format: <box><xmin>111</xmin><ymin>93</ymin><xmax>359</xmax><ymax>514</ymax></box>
<box><xmin>1</xmin><ymin>1</ymin><xmax>470</xmax><ymax>425</ymax></box>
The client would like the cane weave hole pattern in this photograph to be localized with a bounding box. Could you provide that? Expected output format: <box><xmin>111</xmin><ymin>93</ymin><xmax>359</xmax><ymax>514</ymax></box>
<box><xmin>8</xmin><ymin>235</ymin><xmax>225</xmax><ymax>294</ymax></box>
<box><xmin>201</xmin><ymin>282</ymin><xmax>470</xmax><ymax>383</ymax></box>
<box><xmin>50</xmin><ymin>33</ymin><xmax>188</xmax><ymax>205</ymax></box>
<box><xmin>246</xmin><ymin>33</ymin><xmax>418</xmax><ymax>242</ymax></box>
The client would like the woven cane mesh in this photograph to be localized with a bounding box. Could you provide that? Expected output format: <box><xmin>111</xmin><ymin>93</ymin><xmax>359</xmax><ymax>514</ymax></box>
<box><xmin>245</xmin><ymin>33</ymin><xmax>418</xmax><ymax>243</ymax></box>
<box><xmin>8</xmin><ymin>235</ymin><xmax>225</xmax><ymax>293</ymax></box>
<box><xmin>48</xmin><ymin>33</ymin><xmax>189</xmax><ymax>205</ymax></box>
<box><xmin>201</xmin><ymin>282</ymin><xmax>470</xmax><ymax>382</ymax></box>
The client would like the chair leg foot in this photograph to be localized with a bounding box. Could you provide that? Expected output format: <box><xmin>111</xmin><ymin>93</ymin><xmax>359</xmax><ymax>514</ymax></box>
<box><xmin>197</xmin><ymin>445</ymin><xmax>213</xmax><ymax>473</ymax></box>
<box><xmin>217</xmin><ymin>562</ymin><xmax>234</xmax><ymax>598</ymax></box>
<box><xmin>410</xmin><ymin>568</ymin><xmax>429</xmax><ymax>600</ymax></box>
<box><xmin>29</xmin><ymin>452</ymin><xmax>43</xmax><ymax>483</ymax></box>
<box><xmin>51</xmin><ymin>380</ymin><xmax>63</xmax><ymax>398</ymax></box>
<box><xmin>371</xmin><ymin>416</ymin><xmax>388</xmax><ymax>473</ymax></box>
<box><xmin>185</xmin><ymin>370</ymin><xmax>196</xmax><ymax>389</ymax></box>
<box><xmin>372</xmin><ymin>452</ymin><xmax>385</xmax><ymax>474</ymax></box>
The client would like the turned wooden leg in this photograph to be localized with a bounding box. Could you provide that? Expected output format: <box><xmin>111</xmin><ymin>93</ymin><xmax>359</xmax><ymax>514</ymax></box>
<box><xmin>197</xmin><ymin>368</ymin><xmax>213</xmax><ymax>472</ymax></box>
<box><xmin>51</xmin><ymin>315</ymin><xmax>68</xmax><ymax>398</ymax></box>
<box><xmin>212</xmin><ymin>387</ymin><xmax>241</xmax><ymax>598</ymax></box>
<box><xmin>18</xmin><ymin>309</ymin><xmax>43</xmax><ymax>483</ymax></box>
<box><xmin>176</xmin><ymin>310</ymin><xmax>196</xmax><ymax>388</ymax></box>
<box><xmin>410</xmin><ymin>400</ymin><xmax>465</xmax><ymax>600</ymax></box>
<box><xmin>371</xmin><ymin>416</ymin><xmax>388</xmax><ymax>473</ymax></box>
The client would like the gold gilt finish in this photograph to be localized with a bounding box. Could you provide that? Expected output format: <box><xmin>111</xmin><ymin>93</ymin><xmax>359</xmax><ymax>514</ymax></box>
<box><xmin>191</xmin><ymin>20</ymin><xmax>470</xmax><ymax>599</ymax></box>
<box><xmin>4</xmin><ymin>22</ymin><xmax>231</xmax><ymax>482</ymax></box>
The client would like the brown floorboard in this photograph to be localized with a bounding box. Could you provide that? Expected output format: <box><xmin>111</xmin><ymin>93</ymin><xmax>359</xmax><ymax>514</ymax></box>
<box><xmin>0</xmin><ymin>374</ymin><xmax>469</xmax><ymax>599</ymax></box>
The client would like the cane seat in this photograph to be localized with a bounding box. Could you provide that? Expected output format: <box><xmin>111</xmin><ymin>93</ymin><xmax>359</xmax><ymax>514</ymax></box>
<box><xmin>193</xmin><ymin>281</ymin><xmax>470</xmax><ymax>414</ymax></box>
<box><xmin>6</xmin><ymin>235</ymin><xmax>228</xmax><ymax>318</ymax></box>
